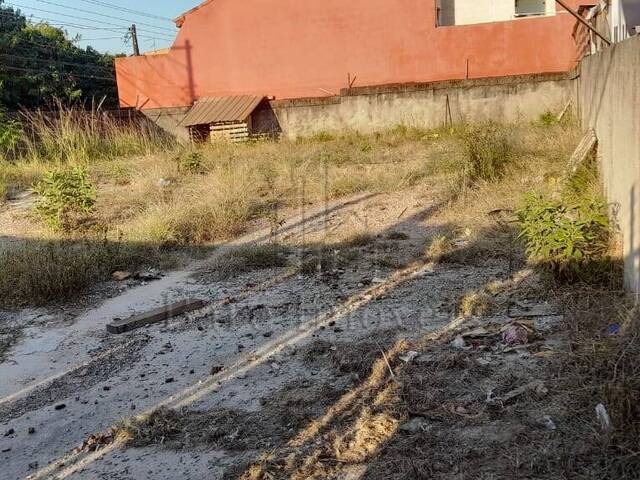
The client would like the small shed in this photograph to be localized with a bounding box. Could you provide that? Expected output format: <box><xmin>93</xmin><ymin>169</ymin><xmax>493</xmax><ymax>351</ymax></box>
<box><xmin>182</xmin><ymin>95</ymin><xmax>265</xmax><ymax>143</ymax></box>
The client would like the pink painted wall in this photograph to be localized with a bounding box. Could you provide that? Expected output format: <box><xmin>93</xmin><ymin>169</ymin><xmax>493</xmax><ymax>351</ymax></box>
<box><xmin>115</xmin><ymin>0</ymin><xmax>584</xmax><ymax>109</ymax></box>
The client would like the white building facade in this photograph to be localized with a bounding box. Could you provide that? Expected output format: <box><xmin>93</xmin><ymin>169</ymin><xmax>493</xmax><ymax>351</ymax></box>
<box><xmin>437</xmin><ymin>0</ymin><xmax>636</xmax><ymax>45</ymax></box>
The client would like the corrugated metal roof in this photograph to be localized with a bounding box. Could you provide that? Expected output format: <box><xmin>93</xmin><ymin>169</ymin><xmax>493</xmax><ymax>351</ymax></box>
<box><xmin>181</xmin><ymin>95</ymin><xmax>264</xmax><ymax>127</ymax></box>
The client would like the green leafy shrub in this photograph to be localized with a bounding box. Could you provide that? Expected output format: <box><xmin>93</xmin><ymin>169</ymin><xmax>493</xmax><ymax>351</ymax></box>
<box><xmin>176</xmin><ymin>151</ymin><xmax>204</xmax><ymax>173</ymax></box>
<box><xmin>516</xmin><ymin>192</ymin><xmax>613</xmax><ymax>283</ymax></box>
<box><xmin>461</xmin><ymin>122</ymin><xmax>514</xmax><ymax>184</ymax></box>
<box><xmin>34</xmin><ymin>166</ymin><xmax>97</xmax><ymax>230</ymax></box>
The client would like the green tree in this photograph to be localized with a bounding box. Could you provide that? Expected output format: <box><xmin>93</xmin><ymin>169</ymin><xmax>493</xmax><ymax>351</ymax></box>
<box><xmin>0</xmin><ymin>1</ymin><xmax>121</xmax><ymax>109</ymax></box>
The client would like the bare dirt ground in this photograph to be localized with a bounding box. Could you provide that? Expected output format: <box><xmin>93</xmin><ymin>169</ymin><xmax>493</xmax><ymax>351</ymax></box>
<box><xmin>1</xmin><ymin>185</ymin><xmax>571</xmax><ymax>479</ymax></box>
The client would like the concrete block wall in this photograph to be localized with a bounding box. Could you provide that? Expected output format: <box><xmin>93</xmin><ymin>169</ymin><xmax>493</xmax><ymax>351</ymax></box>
<box><xmin>266</xmin><ymin>73</ymin><xmax>576</xmax><ymax>139</ymax></box>
<box><xmin>147</xmin><ymin>73</ymin><xmax>577</xmax><ymax>143</ymax></box>
<box><xmin>578</xmin><ymin>35</ymin><xmax>640</xmax><ymax>292</ymax></box>
<box><xmin>141</xmin><ymin>107</ymin><xmax>191</xmax><ymax>143</ymax></box>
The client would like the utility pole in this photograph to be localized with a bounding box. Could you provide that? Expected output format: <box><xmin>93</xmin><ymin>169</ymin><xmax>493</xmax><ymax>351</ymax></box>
<box><xmin>130</xmin><ymin>24</ymin><xmax>140</xmax><ymax>56</ymax></box>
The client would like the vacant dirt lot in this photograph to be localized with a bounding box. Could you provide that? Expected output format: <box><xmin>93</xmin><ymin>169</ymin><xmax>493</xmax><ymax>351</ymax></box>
<box><xmin>1</xmin><ymin>122</ymin><xmax>636</xmax><ymax>480</ymax></box>
<box><xmin>0</xmin><ymin>185</ymin><xmax>582</xmax><ymax>479</ymax></box>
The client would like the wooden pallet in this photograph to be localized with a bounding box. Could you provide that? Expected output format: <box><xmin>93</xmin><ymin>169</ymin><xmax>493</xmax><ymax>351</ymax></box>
<box><xmin>210</xmin><ymin>122</ymin><xmax>249</xmax><ymax>143</ymax></box>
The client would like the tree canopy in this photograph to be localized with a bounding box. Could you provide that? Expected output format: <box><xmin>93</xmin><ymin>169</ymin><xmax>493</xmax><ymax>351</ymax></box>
<box><xmin>0</xmin><ymin>0</ymin><xmax>121</xmax><ymax>110</ymax></box>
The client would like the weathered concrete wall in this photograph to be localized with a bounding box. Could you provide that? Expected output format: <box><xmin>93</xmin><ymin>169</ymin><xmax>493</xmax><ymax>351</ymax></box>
<box><xmin>141</xmin><ymin>107</ymin><xmax>191</xmax><ymax>143</ymax></box>
<box><xmin>151</xmin><ymin>73</ymin><xmax>576</xmax><ymax>141</ymax></box>
<box><xmin>578</xmin><ymin>35</ymin><xmax>640</xmax><ymax>292</ymax></box>
<box><xmin>266</xmin><ymin>73</ymin><xmax>576</xmax><ymax>138</ymax></box>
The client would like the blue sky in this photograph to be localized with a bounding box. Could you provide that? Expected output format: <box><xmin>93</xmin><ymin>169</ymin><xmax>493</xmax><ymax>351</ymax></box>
<box><xmin>5</xmin><ymin>0</ymin><xmax>199</xmax><ymax>54</ymax></box>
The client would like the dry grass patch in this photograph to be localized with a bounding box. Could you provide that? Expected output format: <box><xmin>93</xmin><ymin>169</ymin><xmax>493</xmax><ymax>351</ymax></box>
<box><xmin>425</xmin><ymin>232</ymin><xmax>455</xmax><ymax>261</ymax></box>
<box><xmin>197</xmin><ymin>243</ymin><xmax>291</xmax><ymax>281</ymax></box>
<box><xmin>19</xmin><ymin>105</ymin><xmax>174</xmax><ymax>165</ymax></box>
<box><xmin>546</xmin><ymin>288</ymin><xmax>640</xmax><ymax>478</ymax></box>
<box><xmin>457</xmin><ymin>291</ymin><xmax>497</xmax><ymax>318</ymax></box>
<box><xmin>117</xmin><ymin>380</ymin><xmax>348</xmax><ymax>452</ymax></box>
<box><xmin>459</xmin><ymin>121</ymin><xmax>515</xmax><ymax>185</ymax></box>
<box><xmin>1</xmin><ymin>119</ymin><xmax>576</xmax><ymax>307</ymax></box>
<box><xmin>333</xmin><ymin>409</ymin><xmax>399</xmax><ymax>463</ymax></box>
<box><xmin>339</xmin><ymin>231</ymin><xmax>377</xmax><ymax>248</ymax></box>
<box><xmin>301</xmin><ymin>332</ymin><xmax>401</xmax><ymax>379</ymax></box>
<box><xmin>0</xmin><ymin>237</ymin><xmax>163</xmax><ymax>307</ymax></box>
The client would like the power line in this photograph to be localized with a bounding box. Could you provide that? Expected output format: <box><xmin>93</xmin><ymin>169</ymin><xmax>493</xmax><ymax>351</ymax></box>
<box><xmin>0</xmin><ymin>10</ymin><xmax>130</xmax><ymax>31</ymax></box>
<box><xmin>76</xmin><ymin>36</ymin><xmax>123</xmax><ymax>41</ymax></box>
<box><xmin>0</xmin><ymin>8</ymin><xmax>172</xmax><ymax>54</ymax></box>
<box><xmin>75</xmin><ymin>0</ymin><xmax>174</xmax><ymax>22</ymax></box>
<box><xmin>32</xmin><ymin>0</ymin><xmax>176</xmax><ymax>33</ymax></box>
<box><xmin>0</xmin><ymin>63</ymin><xmax>115</xmax><ymax>81</ymax></box>
<box><xmin>1</xmin><ymin>31</ymin><xmax>125</xmax><ymax>58</ymax></box>
<box><xmin>2</xmin><ymin>11</ymin><xmax>174</xmax><ymax>39</ymax></box>
<box><xmin>7</xmin><ymin>2</ymin><xmax>176</xmax><ymax>37</ymax></box>
<box><xmin>134</xmin><ymin>29</ymin><xmax>173</xmax><ymax>40</ymax></box>
<box><xmin>11</xmin><ymin>24</ymin><xmax>168</xmax><ymax>54</ymax></box>
<box><xmin>0</xmin><ymin>52</ymin><xmax>114</xmax><ymax>74</ymax></box>
<box><xmin>6</xmin><ymin>12</ymin><xmax>171</xmax><ymax>42</ymax></box>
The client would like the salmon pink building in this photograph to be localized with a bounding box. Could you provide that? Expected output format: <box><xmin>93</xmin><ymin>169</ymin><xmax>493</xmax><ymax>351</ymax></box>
<box><xmin>115</xmin><ymin>0</ymin><xmax>594</xmax><ymax>109</ymax></box>
<box><xmin>114</xmin><ymin>0</ymin><xmax>614</xmax><ymax>140</ymax></box>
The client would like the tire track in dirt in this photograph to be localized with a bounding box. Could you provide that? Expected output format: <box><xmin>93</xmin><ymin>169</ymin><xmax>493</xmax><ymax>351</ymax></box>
<box><xmin>0</xmin><ymin>337</ymin><xmax>150</xmax><ymax>423</ymax></box>
<box><xmin>26</xmin><ymin>258</ymin><xmax>444</xmax><ymax>480</ymax></box>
